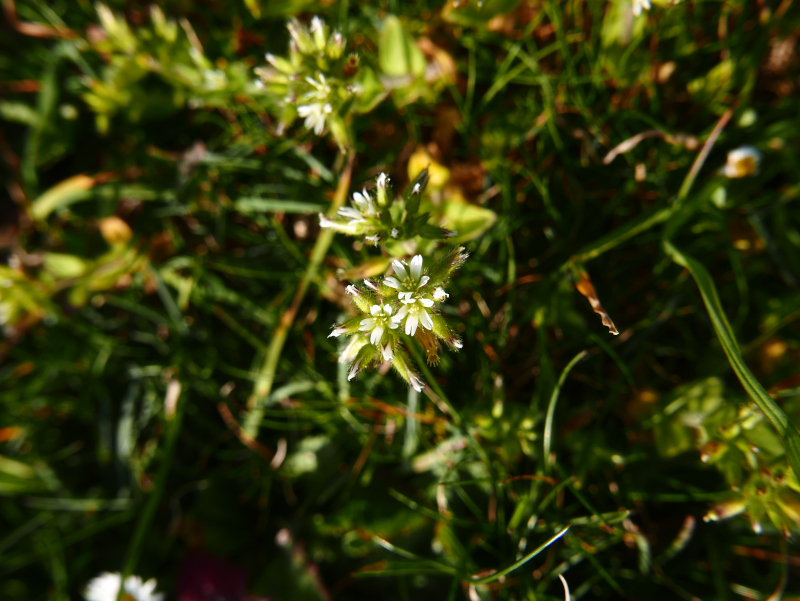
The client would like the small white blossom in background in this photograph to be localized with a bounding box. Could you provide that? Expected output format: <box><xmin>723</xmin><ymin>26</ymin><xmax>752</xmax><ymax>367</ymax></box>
<box><xmin>84</xmin><ymin>572</ymin><xmax>164</xmax><ymax>601</ymax></box>
<box><xmin>254</xmin><ymin>16</ymin><xmax>359</xmax><ymax>150</ymax></box>
<box><xmin>632</xmin><ymin>0</ymin><xmax>652</xmax><ymax>16</ymax></box>
<box><xmin>723</xmin><ymin>146</ymin><xmax>762</xmax><ymax>178</ymax></box>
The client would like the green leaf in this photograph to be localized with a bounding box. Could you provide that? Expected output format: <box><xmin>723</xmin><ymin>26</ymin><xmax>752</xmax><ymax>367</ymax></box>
<box><xmin>378</xmin><ymin>16</ymin><xmax>426</xmax><ymax>78</ymax></box>
<box><xmin>43</xmin><ymin>253</ymin><xmax>88</xmax><ymax>279</ymax></box>
<box><xmin>30</xmin><ymin>174</ymin><xmax>96</xmax><ymax>220</ymax></box>
<box><xmin>234</xmin><ymin>198</ymin><xmax>323</xmax><ymax>214</ymax></box>
<box><xmin>442</xmin><ymin>200</ymin><xmax>497</xmax><ymax>243</ymax></box>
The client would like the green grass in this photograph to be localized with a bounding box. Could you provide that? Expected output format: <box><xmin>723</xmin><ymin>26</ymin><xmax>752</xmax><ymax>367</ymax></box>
<box><xmin>2</xmin><ymin>0</ymin><xmax>800</xmax><ymax>599</ymax></box>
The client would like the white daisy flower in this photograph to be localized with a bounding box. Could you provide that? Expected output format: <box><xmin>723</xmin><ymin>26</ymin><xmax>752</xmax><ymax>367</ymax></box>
<box><xmin>359</xmin><ymin>304</ymin><xmax>400</xmax><ymax>346</ymax></box>
<box><xmin>632</xmin><ymin>0</ymin><xmax>651</xmax><ymax>16</ymax></box>
<box><xmin>723</xmin><ymin>146</ymin><xmax>762</xmax><ymax>178</ymax></box>
<box><xmin>84</xmin><ymin>572</ymin><xmax>163</xmax><ymax>601</ymax></box>
<box><xmin>297</xmin><ymin>102</ymin><xmax>332</xmax><ymax>135</ymax></box>
<box><xmin>384</xmin><ymin>255</ymin><xmax>430</xmax><ymax>293</ymax></box>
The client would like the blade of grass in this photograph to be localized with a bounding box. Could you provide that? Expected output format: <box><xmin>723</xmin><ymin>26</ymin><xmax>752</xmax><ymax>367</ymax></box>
<box><xmin>544</xmin><ymin>351</ymin><xmax>588</xmax><ymax>474</ymax></box>
<box><xmin>469</xmin><ymin>525</ymin><xmax>571</xmax><ymax>585</ymax></box>
<box><xmin>663</xmin><ymin>241</ymin><xmax>800</xmax><ymax>476</ymax></box>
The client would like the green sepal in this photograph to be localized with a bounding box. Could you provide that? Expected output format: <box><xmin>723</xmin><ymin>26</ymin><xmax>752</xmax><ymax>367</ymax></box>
<box><xmin>425</xmin><ymin>246</ymin><xmax>468</xmax><ymax>289</ymax></box>
<box><xmin>430</xmin><ymin>314</ymin><xmax>462</xmax><ymax>351</ymax></box>
<box><xmin>390</xmin><ymin>347</ymin><xmax>424</xmax><ymax>392</ymax></box>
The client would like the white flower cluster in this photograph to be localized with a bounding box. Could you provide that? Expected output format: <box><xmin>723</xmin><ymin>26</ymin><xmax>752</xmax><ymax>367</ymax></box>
<box><xmin>329</xmin><ymin>249</ymin><xmax>466</xmax><ymax>392</ymax></box>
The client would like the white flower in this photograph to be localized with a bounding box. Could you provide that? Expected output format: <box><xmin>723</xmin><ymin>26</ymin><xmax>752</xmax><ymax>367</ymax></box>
<box><xmin>396</xmin><ymin>293</ymin><xmax>434</xmax><ymax>336</ymax></box>
<box><xmin>84</xmin><ymin>572</ymin><xmax>163</xmax><ymax>601</ymax></box>
<box><xmin>365</xmin><ymin>234</ymin><xmax>380</xmax><ymax>246</ymax></box>
<box><xmin>391</xmin><ymin>228</ymin><xmax>399</xmax><ymax>238</ymax></box>
<box><xmin>432</xmin><ymin>287</ymin><xmax>449</xmax><ymax>301</ymax></box>
<box><xmin>359</xmin><ymin>304</ymin><xmax>400</xmax><ymax>346</ymax></box>
<box><xmin>632</xmin><ymin>0</ymin><xmax>651</xmax><ymax>15</ymax></box>
<box><xmin>297</xmin><ymin>102</ymin><xmax>332</xmax><ymax>135</ymax></box>
<box><xmin>352</xmin><ymin>189</ymin><xmax>376</xmax><ymax>216</ymax></box>
<box><xmin>336</xmin><ymin>188</ymin><xmax>379</xmax><ymax>228</ymax></box>
<box><xmin>384</xmin><ymin>255</ymin><xmax>430</xmax><ymax>293</ymax></box>
<box><xmin>723</xmin><ymin>146</ymin><xmax>762</xmax><ymax>178</ymax></box>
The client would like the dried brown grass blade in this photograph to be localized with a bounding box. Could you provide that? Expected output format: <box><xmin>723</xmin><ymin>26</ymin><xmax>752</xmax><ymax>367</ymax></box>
<box><xmin>575</xmin><ymin>270</ymin><xmax>619</xmax><ymax>336</ymax></box>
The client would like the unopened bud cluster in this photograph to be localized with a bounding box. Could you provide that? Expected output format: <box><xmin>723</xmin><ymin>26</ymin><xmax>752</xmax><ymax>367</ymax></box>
<box><xmin>255</xmin><ymin>17</ymin><xmax>359</xmax><ymax>149</ymax></box>
<box><xmin>319</xmin><ymin>168</ymin><xmax>453</xmax><ymax>245</ymax></box>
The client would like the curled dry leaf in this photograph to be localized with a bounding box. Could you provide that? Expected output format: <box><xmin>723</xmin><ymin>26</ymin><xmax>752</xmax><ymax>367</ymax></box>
<box><xmin>574</xmin><ymin>269</ymin><xmax>619</xmax><ymax>336</ymax></box>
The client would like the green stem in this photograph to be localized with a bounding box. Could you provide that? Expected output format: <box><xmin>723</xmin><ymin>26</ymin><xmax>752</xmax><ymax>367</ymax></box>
<box><xmin>244</xmin><ymin>151</ymin><xmax>355</xmax><ymax>437</ymax></box>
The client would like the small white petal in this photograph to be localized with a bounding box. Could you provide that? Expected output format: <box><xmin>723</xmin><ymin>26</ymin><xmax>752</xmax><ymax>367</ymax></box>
<box><xmin>419</xmin><ymin>275</ymin><xmax>430</xmax><ymax>287</ymax></box>
<box><xmin>410</xmin><ymin>255</ymin><xmax>423</xmax><ymax>281</ymax></box>
<box><xmin>453</xmin><ymin>340</ymin><xmax>463</xmax><ymax>349</ymax></box>
<box><xmin>338</xmin><ymin>207</ymin><xmax>362</xmax><ymax>219</ymax></box>
<box><xmin>391</xmin><ymin>228</ymin><xmax>399</xmax><ymax>238</ymax></box>
<box><xmin>370</xmin><ymin>305</ymin><xmax>381</xmax><ymax>316</ymax></box>
<box><xmin>384</xmin><ymin>276</ymin><xmax>401</xmax><ymax>289</ymax></box>
<box><xmin>405</xmin><ymin>315</ymin><xmax>418</xmax><ymax>336</ymax></box>
<box><xmin>381</xmin><ymin>344</ymin><xmax>393</xmax><ymax>360</ymax></box>
<box><xmin>359</xmin><ymin>317</ymin><xmax>376</xmax><ymax>331</ymax></box>
<box><xmin>383</xmin><ymin>305</ymin><xmax>393</xmax><ymax>316</ymax></box>
<box><xmin>328</xmin><ymin>326</ymin><xmax>345</xmax><ymax>338</ymax></box>
<box><xmin>392</xmin><ymin>260</ymin><xmax>409</xmax><ymax>281</ymax></box>
<box><xmin>409</xmin><ymin>373</ymin><xmax>423</xmax><ymax>392</ymax></box>
<box><xmin>419</xmin><ymin>309</ymin><xmax>434</xmax><ymax>330</ymax></box>
<box><xmin>412</xmin><ymin>183</ymin><xmax>421</xmax><ymax>194</ymax></box>
<box><xmin>377</xmin><ymin>172</ymin><xmax>388</xmax><ymax>188</ymax></box>
<box><xmin>396</xmin><ymin>305</ymin><xmax>409</xmax><ymax>320</ymax></box>
<box><xmin>370</xmin><ymin>326</ymin><xmax>384</xmax><ymax>346</ymax></box>
<box><xmin>388</xmin><ymin>318</ymin><xmax>400</xmax><ymax>329</ymax></box>
<box><xmin>345</xmin><ymin>285</ymin><xmax>360</xmax><ymax>296</ymax></box>
<box><xmin>433</xmin><ymin>287</ymin><xmax>449</xmax><ymax>300</ymax></box>
<box><xmin>420</xmin><ymin>298</ymin><xmax>434</xmax><ymax>308</ymax></box>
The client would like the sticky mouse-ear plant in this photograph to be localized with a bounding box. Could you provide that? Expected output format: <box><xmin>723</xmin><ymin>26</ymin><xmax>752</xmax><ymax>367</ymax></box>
<box><xmin>324</xmin><ymin>168</ymin><xmax>466</xmax><ymax>392</ymax></box>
